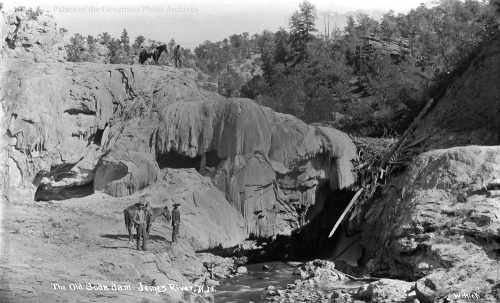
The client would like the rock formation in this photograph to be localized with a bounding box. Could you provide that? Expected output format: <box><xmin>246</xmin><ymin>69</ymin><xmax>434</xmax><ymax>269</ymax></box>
<box><xmin>360</xmin><ymin>146</ymin><xmax>500</xmax><ymax>298</ymax></box>
<box><xmin>1</xmin><ymin>10</ymin><xmax>66</xmax><ymax>62</ymax></box>
<box><xmin>360</xmin><ymin>35</ymin><xmax>411</xmax><ymax>64</ymax></box>
<box><xmin>1</xmin><ymin>58</ymin><xmax>356</xmax><ymax>243</ymax></box>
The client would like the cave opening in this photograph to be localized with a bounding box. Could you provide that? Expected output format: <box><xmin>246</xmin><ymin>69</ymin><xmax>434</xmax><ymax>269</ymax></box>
<box><xmin>92</xmin><ymin>128</ymin><xmax>105</xmax><ymax>146</ymax></box>
<box><xmin>34</xmin><ymin>181</ymin><xmax>94</xmax><ymax>201</ymax></box>
<box><xmin>33</xmin><ymin>163</ymin><xmax>95</xmax><ymax>201</ymax></box>
<box><xmin>156</xmin><ymin>150</ymin><xmax>224</xmax><ymax>171</ymax></box>
<box><xmin>248</xmin><ymin>184</ymin><xmax>362</xmax><ymax>267</ymax></box>
<box><xmin>291</xmin><ymin>187</ymin><xmax>357</xmax><ymax>260</ymax></box>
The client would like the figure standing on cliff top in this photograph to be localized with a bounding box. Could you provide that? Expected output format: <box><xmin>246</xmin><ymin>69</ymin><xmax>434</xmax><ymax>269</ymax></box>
<box><xmin>132</xmin><ymin>199</ymin><xmax>148</xmax><ymax>251</ymax></box>
<box><xmin>171</xmin><ymin>203</ymin><xmax>181</xmax><ymax>243</ymax></box>
<box><xmin>174</xmin><ymin>45</ymin><xmax>182</xmax><ymax>68</ymax></box>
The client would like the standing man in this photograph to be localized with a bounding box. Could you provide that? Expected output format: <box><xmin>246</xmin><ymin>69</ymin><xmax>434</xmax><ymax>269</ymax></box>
<box><xmin>171</xmin><ymin>203</ymin><xmax>181</xmax><ymax>243</ymax></box>
<box><xmin>174</xmin><ymin>45</ymin><xmax>182</xmax><ymax>68</ymax></box>
<box><xmin>133</xmin><ymin>198</ymin><xmax>148</xmax><ymax>251</ymax></box>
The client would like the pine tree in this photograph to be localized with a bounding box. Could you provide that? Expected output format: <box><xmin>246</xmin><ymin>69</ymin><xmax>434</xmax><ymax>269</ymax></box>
<box><xmin>289</xmin><ymin>0</ymin><xmax>317</xmax><ymax>62</ymax></box>
<box><xmin>132</xmin><ymin>35</ymin><xmax>146</xmax><ymax>56</ymax></box>
<box><xmin>120</xmin><ymin>29</ymin><xmax>130</xmax><ymax>54</ymax></box>
<box><xmin>67</xmin><ymin>33</ymin><xmax>85</xmax><ymax>62</ymax></box>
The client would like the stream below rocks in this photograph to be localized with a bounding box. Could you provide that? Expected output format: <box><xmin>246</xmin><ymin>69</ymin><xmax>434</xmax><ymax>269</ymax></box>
<box><xmin>214</xmin><ymin>261</ymin><xmax>365</xmax><ymax>303</ymax></box>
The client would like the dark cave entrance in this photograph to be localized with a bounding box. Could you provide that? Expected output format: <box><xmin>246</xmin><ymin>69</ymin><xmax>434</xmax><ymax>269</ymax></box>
<box><xmin>156</xmin><ymin>150</ymin><xmax>224</xmax><ymax>171</ymax></box>
<box><xmin>202</xmin><ymin>184</ymin><xmax>364</xmax><ymax>268</ymax></box>
<box><xmin>248</xmin><ymin>184</ymin><xmax>362</xmax><ymax>266</ymax></box>
<box><xmin>92</xmin><ymin>128</ymin><xmax>105</xmax><ymax>145</ymax></box>
<box><xmin>290</xmin><ymin>186</ymin><xmax>357</xmax><ymax>260</ymax></box>
<box><xmin>34</xmin><ymin>182</ymin><xmax>94</xmax><ymax>201</ymax></box>
<box><xmin>33</xmin><ymin>163</ymin><xmax>95</xmax><ymax>201</ymax></box>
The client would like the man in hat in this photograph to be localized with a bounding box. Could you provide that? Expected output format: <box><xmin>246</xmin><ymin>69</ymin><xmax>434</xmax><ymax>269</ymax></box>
<box><xmin>173</xmin><ymin>45</ymin><xmax>182</xmax><ymax>68</ymax></box>
<box><xmin>132</xmin><ymin>198</ymin><xmax>148</xmax><ymax>251</ymax></box>
<box><xmin>171</xmin><ymin>203</ymin><xmax>181</xmax><ymax>243</ymax></box>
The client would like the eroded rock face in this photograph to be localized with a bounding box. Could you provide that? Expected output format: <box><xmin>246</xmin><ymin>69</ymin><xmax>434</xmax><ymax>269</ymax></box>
<box><xmin>360</xmin><ymin>146</ymin><xmax>500</xmax><ymax>296</ymax></box>
<box><xmin>1</xmin><ymin>60</ymin><xmax>220</xmax><ymax>199</ymax></box>
<box><xmin>152</xmin><ymin>100</ymin><xmax>356</xmax><ymax>237</ymax></box>
<box><xmin>1</xmin><ymin>59</ymin><xmax>356</xmax><ymax>241</ymax></box>
<box><xmin>2</xmin><ymin>11</ymin><xmax>66</xmax><ymax>62</ymax></box>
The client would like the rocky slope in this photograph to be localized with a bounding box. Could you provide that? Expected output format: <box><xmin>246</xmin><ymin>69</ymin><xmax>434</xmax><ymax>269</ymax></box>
<box><xmin>352</xmin><ymin>32</ymin><xmax>500</xmax><ymax>302</ymax></box>
<box><xmin>413</xmin><ymin>33</ymin><xmax>500</xmax><ymax>149</ymax></box>
<box><xmin>358</xmin><ymin>145</ymin><xmax>500</xmax><ymax>301</ymax></box>
<box><xmin>0</xmin><ymin>192</ymin><xmax>218</xmax><ymax>303</ymax></box>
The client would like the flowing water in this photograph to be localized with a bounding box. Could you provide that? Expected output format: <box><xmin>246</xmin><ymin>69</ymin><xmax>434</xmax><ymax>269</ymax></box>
<box><xmin>214</xmin><ymin>261</ymin><xmax>365</xmax><ymax>303</ymax></box>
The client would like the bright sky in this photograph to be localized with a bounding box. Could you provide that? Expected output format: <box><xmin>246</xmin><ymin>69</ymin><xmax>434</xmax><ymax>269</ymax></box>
<box><xmin>2</xmin><ymin>0</ymin><xmax>429</xmax><ymax>49</ymax></box>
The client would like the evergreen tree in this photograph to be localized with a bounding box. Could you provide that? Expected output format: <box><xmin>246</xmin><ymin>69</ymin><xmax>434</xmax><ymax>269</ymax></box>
<box><xmin>132</xmin><ymin>35</ymin><xmax>146</xmax><ymax>56</ymax></box>
<box><xmin>274</xmin><ymin>27</ymin><xmax>289</xmax><ymax>67</ymax></box>
<box><xmin>168</xmin><ymin>39</ymin><xmax>176</xmax><ymax>54</ymax></box>
<box><xmin>120</xmin><ymin>29</ymin><xmax>130</xmax><ymax>54</ymax></box>
<box><xmin>67</xmin><ymin>33</ymin><xmax>86</xmax><ymax>62</ymax></box>
<box><xmin>289</xmin><ymin>0</ymin><xmax>317</xmax><ymax>62</ymax></box>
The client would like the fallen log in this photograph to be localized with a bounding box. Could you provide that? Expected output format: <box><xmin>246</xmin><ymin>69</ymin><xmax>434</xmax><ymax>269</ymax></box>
<box><xmin>332</xmin><ymin>268</ymin><xmax>381</xmax><ymax>282</ymax></box>
<box><xmin>328</xmin><ymin>188</ymin><xmax>363</xmax><ymax>238</ymax></box>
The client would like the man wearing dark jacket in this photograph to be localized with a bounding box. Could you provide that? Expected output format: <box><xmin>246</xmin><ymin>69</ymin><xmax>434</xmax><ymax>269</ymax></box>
<box><xmin>171</xmin><ymin>203</ymin><xmax>181</xmax><ymax>243</ymax></box>
<box><xmin>173</xmin><ymin>45</ymin><xmax>182</xmax><ymax>68</ymax></box>
<box><xmin>132</xmin><ymin>199</ymin><xmax>148</xmax><ymax>251</ymax></box>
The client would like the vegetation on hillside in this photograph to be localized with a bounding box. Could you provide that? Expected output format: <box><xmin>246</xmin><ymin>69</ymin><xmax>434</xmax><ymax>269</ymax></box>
<box><xmin>194</xmin><ymin>0</ymin><xmax>499</xmax><ymax>135</ymax></box>
<box><xmin>12</xmin><ymin>0</ymin><xmax>499</xmax><ymax>135</ymax></box>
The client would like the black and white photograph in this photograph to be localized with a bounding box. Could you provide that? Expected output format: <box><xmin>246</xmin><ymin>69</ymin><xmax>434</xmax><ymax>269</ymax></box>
<box><xmin>0</xmin><ymin>0</ymin><xmax>499</xmax><ymax>302</ymax></box>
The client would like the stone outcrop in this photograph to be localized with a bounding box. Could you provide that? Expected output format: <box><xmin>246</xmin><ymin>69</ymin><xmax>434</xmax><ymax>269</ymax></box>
<box><xmin>153</xmin><ymin>99</ymin><xmax>356</xmax><ymax>237</ymax></box>
<box><xmin>360</xmin><ymin>35</ymin><xmax>411</xmax><ymax>63</ymax></box>
<box><xmin>138</xmin><ymin>168</ymin><xmax>247</xmax><ymax>249</ymax></box>
<box><xmin>355</xmin><ymin>279</ymin><xmax>415</xmax><ymax>303</ymax></box>
<box><xmin>293</xmin><ymin>259</ymin><xmax>343</xmax><ymax>282</ymax></box>
<box><xmin>360</xmin><ymin>146</ymin><xmax>500</xmax><ymax>298</ymax></box>
<box><xmin>1</xmin><ymin>10</ymin><xmax>66</xmax><ymax>62</ymax></box>
<box><xmin>1</xmin><ymin>59</ymin><xmax>356</xmax><ymax>241</ymax></box>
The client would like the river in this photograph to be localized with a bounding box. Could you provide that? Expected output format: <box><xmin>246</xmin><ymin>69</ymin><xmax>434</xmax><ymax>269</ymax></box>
<box><xmin>214</xmin><ymin>261</ymin><xmax>365</xmax><ymax>303</ymax></box>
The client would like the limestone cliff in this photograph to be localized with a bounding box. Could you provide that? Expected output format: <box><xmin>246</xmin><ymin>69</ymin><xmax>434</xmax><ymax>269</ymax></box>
<box><xmin>1</xmin><ymin>59</ymin><xmax>356</xmax><ymax>242</ymax></box>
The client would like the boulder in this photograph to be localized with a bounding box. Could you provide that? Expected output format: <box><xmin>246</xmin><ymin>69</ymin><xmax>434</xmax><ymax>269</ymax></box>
<box><xmin>236</xmin><ymin>266</ymin><xmax>248</xmax><ymax>274</ymax></box>
<box><xmin>356</xmin><ymin>279</ymin><xmax>414</xmax><ymax>303</ymax></box>
<box><xmin>361</xmin><ymin>146</ymin><xmax>500</xmax><ymax>296</ymax></box>
<box><xmin>295</xmin><ymin>259</ymin><xmax>342</xmax><ymax>282</ymax></box>
<box><xmin>415</xmin><ymin>272</ymin><xmax>451</xmax><ymax>303</ymax></box>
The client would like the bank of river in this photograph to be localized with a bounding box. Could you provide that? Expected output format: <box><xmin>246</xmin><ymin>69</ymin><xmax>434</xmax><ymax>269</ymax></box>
<box><xmin>214</xmin><ymin>261</ymin><xmax>365</xmax><ymax>303</ymax></box>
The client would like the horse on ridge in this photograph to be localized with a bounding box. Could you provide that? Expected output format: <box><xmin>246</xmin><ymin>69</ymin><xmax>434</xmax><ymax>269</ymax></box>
<box><xmin>139</xmin><ymin>44</ymin><xmax>168</xmax><ymax>65</ymax></box>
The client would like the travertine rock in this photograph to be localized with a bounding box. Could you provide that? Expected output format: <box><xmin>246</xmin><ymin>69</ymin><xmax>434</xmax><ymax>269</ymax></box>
<box><xmin>2</xmin><ymin>10</ymin><xmax>66</xmax><ymax>62</ymax></box>
<box><xmin>1</xmin><ymin>59</ymin><xmax>356</xmax><ymax>240</ymax></box>
<box><xmin>356</xmin><ymin>279</ymin><xmax>414</xmax><ymax>303</ymax></box>
<box><xmin>361</xmin><ymin>146</ymin><xmax>500</xmax><ymax>297</ymax></box>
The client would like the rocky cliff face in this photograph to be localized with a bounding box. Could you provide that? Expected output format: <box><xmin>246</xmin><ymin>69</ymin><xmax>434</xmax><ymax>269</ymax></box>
<box><xmin>354</xmin><ymin>33</ymin><xmax>500</xmax><ymax>300</ymax></box>
<box><xmin>413</xmin><ymin>33</ymin><xmax>500</xmax><ymax>149</ymax></box>
<box><xmin>359</xmin><ymin>146</ymin><xmax>500</xmax><ymax>298</ymax></box>
<box><xmin>1</xmin><ymin>11</ymin><xmax>66</xmax><ymax>62</ymax></box>
<box><xmin>1</xmin><ymin>59</ymin><xmax>356</xmax><ymax>243</ymax></box>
